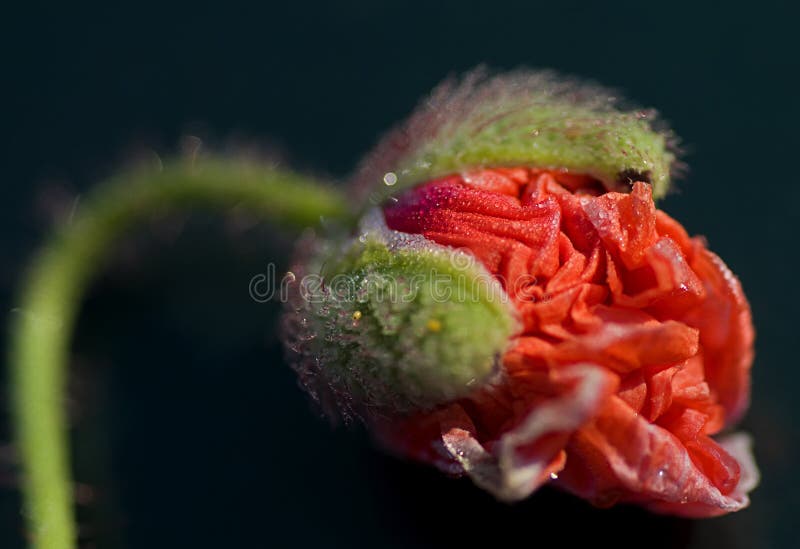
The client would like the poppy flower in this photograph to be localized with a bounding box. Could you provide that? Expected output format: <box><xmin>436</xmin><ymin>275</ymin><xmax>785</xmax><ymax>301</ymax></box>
<box><xmin>282</xmin><ymin>70</ymin><xmax>757</xmax><ymax>517</ymax></box>
<box><xmin>13</xmin><ymin>69</ymin><xmax>760</xmax><ymax>549</ymax></box>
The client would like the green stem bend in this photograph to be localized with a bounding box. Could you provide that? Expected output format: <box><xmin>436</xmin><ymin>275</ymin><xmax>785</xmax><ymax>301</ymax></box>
<box><xmin>8</xmin><ymin>157</ymin><xmax>352</xmax><ymax>549</ymax></box>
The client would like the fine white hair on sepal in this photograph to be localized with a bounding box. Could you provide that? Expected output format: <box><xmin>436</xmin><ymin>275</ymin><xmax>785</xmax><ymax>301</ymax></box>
<box><xmin>280</xmin><ymin>210</ymin><xmax>517</xmax><ymax>423</ymax></box>
<box><xmin>351</xmin><ymin>66</ymin><xmax>680</xmax><ymax>209</ymax></box>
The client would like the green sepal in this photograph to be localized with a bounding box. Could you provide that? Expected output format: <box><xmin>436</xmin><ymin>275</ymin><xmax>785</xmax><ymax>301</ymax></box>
<box><xmin>353</xmin><ymin>69</ymin><xmax>677</xmax><ymax>207</ymax></box>
<box><xmin>284</xmin><ymin>211</ymin><xmax>518</xmax><ymax>416</ymax></box>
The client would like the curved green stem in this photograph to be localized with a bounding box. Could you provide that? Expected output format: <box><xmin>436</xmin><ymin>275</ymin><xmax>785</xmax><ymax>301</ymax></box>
<box><xmin>8</xmin><ymin>157</ymin><xmax>353</xmax><ymax>549</ymax></box>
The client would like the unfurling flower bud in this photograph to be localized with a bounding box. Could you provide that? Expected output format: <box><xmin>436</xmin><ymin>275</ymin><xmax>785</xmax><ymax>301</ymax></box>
<box><xmin>281</xmin><ymin>69</ymin><xmax>756</xmax><ymax>518</ymax></box>
<box><xmin>282</xmin><ymin>211</ymin><xmax>518</xmax><ymax>419</ymax></box>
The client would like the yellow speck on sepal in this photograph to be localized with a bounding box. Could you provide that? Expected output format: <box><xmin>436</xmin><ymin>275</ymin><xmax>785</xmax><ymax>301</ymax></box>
<box><xmin>426</xmin><ymin>319</ymin><xmax>442</xmax><ymax>332</ymax></box>
<box><xmin>352</xmin><ymin>310</ymin><xmax>362</xmax><ymax>321</ymax></box>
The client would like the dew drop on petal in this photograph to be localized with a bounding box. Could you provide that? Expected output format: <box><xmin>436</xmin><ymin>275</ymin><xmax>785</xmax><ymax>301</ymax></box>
<box><xmin>383</xmin><ymin>172</ymin><xmax>398</xmax><ymax>186</ymax></box>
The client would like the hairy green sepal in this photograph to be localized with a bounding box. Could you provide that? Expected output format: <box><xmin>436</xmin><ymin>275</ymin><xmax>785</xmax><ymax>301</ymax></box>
<box><xmin>353</xmin><ymin>70</ymin><xmax>676</xmax><ymax>207</ymax></box>
<box><xmin>285</xmin><ymin>213</ymin><xmax>518</xmax><ymax>415</ymax></box>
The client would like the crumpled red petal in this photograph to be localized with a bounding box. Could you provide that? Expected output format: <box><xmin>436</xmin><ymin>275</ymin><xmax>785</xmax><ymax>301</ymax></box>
<box><xmin>378</xmin><ymin>168</ymin><xmax>756</xmax><ymax>516</ymax></box>
<box><xmin>374</xmin><ymin>364</ymin><xmax>618</xmax><ymax>501</ymax></box>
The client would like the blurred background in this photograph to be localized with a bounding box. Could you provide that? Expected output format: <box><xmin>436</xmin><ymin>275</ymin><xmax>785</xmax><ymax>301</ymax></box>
<box><xmin>2</xmin><ymin>1</ymin><xmax>797</xmax><ymax>548</ymax></box>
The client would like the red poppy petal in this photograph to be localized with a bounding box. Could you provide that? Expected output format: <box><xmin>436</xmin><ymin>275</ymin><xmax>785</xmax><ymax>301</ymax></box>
<box><xmin>680</xmin><ymin>248</ymin><xmax>754</xmax><ymax>424</ymax></box>
<box><xmin>379</xmin><ymin>168</ymin><xmax>756</xmax><ymax>515</ymax></box>
<box><xmin>442</xmin><ymin>364</ymin><xmax>618</xmax><ymax>501</ymax></box>
<box><xmin>557</xmin><ymin>396</ymin><xmax>753</xmax><ymax>516</ymax></box>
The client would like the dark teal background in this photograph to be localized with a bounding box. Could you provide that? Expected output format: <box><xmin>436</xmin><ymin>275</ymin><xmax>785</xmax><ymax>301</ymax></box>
<box><xmin>2</xmin><ymin>1</ymin><xmax>797</xmax><ymax>548</ymax></box>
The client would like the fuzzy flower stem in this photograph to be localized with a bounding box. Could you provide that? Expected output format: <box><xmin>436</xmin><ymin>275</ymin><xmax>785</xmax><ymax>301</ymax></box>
<box><xmin>8</xmin><ymin>157</ymin><xmax>352</xmax><ymax>549</ymax></box>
